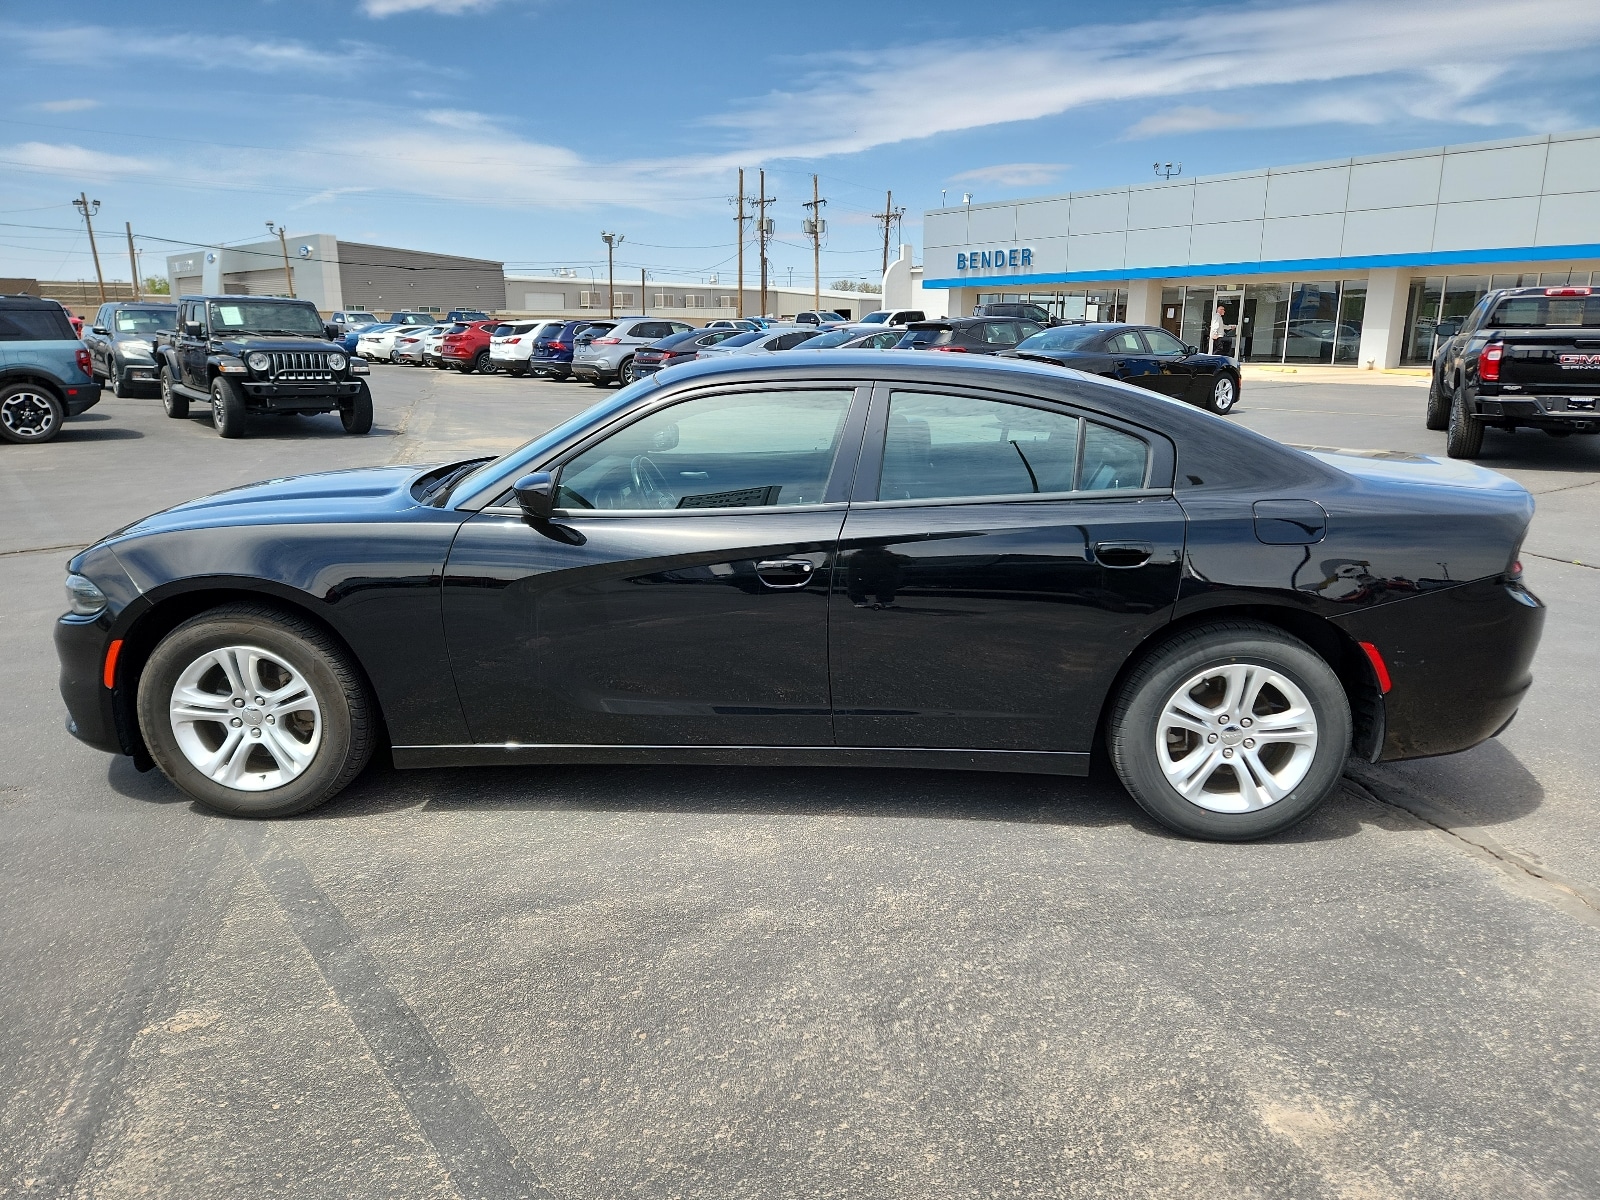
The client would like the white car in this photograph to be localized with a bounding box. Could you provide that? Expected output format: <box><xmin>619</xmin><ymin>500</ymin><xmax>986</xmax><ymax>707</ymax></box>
<box><xmin>394</xmin><ymin>324</ymin><xmax>446</xmax><ymax>366</ymax></box>
<box><xmin>354</xmin><ymin>324</ymin><xmax>406</xmax><ymax>363</ymax></box>
<box><xmin>423</xmin><ymin>323</ymin><xmax>457</xmax><ymax>367</ymax></box>
<box><xmin>490</xmin><ymin>320</ymin><xmax>559</xmax><ymax>377</ymax></box>
<box><xmin>692</xmin><ymin>326</ymin><xmax>824</xmax><ymax>358</ymax></box>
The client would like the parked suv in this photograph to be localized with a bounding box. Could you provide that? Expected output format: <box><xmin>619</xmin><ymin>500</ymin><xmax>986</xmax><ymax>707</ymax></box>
<box><xmin>529</xmin><ymin>319</ymin><xmax>611</xmax><ymax>380</ymax></box>
<box><xmin>859</xmin><ymin>308</ymin><xmax>925</xmax><ymax>326</ymax></box>
<box><xmin>0</xmin><ymin>295</ymin><xmax>99</xmax><ymax>444</ymax></box>
<box><xmin>439</xmin><ymin>319</ymin><xmax>500</xmax><ymax>374</ymax></box>
<box><xmin>896</xmin><ymin>317</ymin><xmax>1043</xmax><ymax>353</ymax></box>
<box><xmin>794</xmin><ymin>310</ymin><xmax>846</xmax><ymax>327</ymax></box>
<box><xmin>83</xmin><ymin>301</ymin><xmax>179</xmax><ymax>397</ymax></box>
<box><xmin>152</xmin><ymin>295</ymin><xmax>372</xmax><ymax>439</ymax></box>
<box><xmin>446</xmin><ymin>309</ymin><xmax>490</xmax><ymax>321</ymax></box>
<box><xmin>973</xmin><ymin>301</ymin><xmax>1057</xmax><ymax>326</ymax></box>
<box><xmin>571</xmin><ymin>317</ymin><xmax>694</xmax><ymax>386</ymax></box>
<box><xmin>386</xmin><ymin>311</ymin><xmax>435</xmax><ymax>326</ymax></box>
<box><xmin>490</xmin><ymin>320</ymin><xmax>558</xmax><ymax>376</ymax></box>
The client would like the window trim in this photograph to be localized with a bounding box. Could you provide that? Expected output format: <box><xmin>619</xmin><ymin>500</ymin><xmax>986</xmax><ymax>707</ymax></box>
<box><xmin>850</xmin><ymin>381</ymin><xmax>1174</xmax><ymax>507</ymax></box>
<box><xmin>480</xmin><ymin>382</ymin><xmax>873</xmax><ymax>517</ymax></box>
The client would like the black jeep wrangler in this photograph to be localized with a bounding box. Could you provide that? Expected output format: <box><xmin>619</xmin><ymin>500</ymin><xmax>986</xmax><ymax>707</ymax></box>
<box><xmin>154</xmin><ymin>295</ymin><xmax>373</xmax><ymax>438</ymax></box>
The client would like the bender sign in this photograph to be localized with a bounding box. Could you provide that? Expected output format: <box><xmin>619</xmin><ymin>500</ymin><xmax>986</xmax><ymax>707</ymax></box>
<box><xmin>956</xmin><ymin>246</ymin><xmax>1034</xmax><ymax>271</ymax></box>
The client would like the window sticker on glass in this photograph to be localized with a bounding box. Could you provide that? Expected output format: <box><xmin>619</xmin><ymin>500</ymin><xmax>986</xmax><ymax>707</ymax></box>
<box><xmin>217</xmin><ymin>305</ymin><xmax>244</xmax><ymax>326</ymax></box>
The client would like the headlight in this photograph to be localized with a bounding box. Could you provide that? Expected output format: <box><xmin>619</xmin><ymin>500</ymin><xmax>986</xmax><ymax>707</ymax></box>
<box><xmin>247</xmin><ymin>351</ymin><xmax>271</xmax><ymax>372</ymax></box>
<box><xmin>328</xmin><ymin>352</ymin><xmax>348</xmax><ymax>371</ymax></box>
<box><xmin>65</xmin><ymin>573</ymin><xmax>107</xmax><ymax>616</ymax></box>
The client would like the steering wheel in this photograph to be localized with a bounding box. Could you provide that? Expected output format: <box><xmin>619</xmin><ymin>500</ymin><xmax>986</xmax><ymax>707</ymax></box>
<box><xmin>630</xmin><ymin>455</ymin><xmax>674</xmax><ymax>509</ymax></box>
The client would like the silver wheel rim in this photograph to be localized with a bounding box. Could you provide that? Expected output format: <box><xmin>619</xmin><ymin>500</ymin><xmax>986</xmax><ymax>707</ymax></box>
<box><xmin>1156</xmin><ymin>662</ymin><xmax>1317</xmax><ymax>813</ymax></box>
<box><xmin>1</xmin><ymin>390</ymin><xmax>58</xmax><ymax>439</ymax></box>
<box><xmin>1213</xmin><ymin>378</ymin><xmax>1235</xmax><ymax>410</ymax></box>
<box><xmin>169</xmin><ymin>645</ymin><xmax>322</xmax><ymax>792</ymax></box>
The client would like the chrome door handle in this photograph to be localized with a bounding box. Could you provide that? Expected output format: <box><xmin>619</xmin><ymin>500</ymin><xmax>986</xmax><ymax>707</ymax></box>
<box><xmin>755</xmin><ymin>559</ymin><xmax>817</xmax><ymax>588</ymax></box>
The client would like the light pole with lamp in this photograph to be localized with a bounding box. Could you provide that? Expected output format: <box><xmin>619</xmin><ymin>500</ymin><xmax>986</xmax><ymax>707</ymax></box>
<box><xmin>600</xmin><ymin>232</ymin><xmax>623</xmax><ymax>317</ymax></box>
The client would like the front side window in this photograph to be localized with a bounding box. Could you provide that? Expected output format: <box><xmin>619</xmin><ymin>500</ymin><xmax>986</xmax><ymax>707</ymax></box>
<box><xmin>557</xmin><ymin>389</ymin><xmax>854</xmax><ymax>511</ymax></box>
<box><xmin>877</xmin><ymin>391</ymin><xmax>1149</xmax><ymax>502</ymax></box>
<box><xmin>1105</xmin><ymin>330</ymin><xmax>1146</xmax><ymax>354</ymax></box>
<box><xmin>1143</xmin><ymin>328</ymin><xmax>1187</xmax><ymax>355</ymax></box>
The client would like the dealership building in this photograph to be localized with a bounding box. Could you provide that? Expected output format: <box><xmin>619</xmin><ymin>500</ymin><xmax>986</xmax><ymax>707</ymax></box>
<box><xmin>922</xmin><ymin>129</ymin><xmax>1600</xmax><ymax>369</ymax></box>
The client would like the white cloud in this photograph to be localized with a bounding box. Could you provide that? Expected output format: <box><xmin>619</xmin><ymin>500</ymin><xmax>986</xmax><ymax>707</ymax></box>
<box><xmin>949</xmin><ymin>163</ymin><xmax>1068</xmax><ymax>188</ymax></box>
<box><xmin>290</xmin><ymin>186</ymin><xmax>375</xmax><ymax>210</ymax></box>
<box><xmin>360</xmin><ymin>0</ymin><xmax>503</xmax><ymax>14</ymax></box>
<box><xmin>30</xmin><ymin>98</ymin><xmax>100</xmax><ymax>113</ymax></box>
<box><xmin>0</xmin><ymin>141</ymin><xmax>160</xmax><ymax>177</ymax></box>
<box><xmin>1124</xmin><ymin>106</ymin><xmax>1250</xmax><ymax>139</ymax></box>
<box><xmin>5</xmin><ymin>24</ymin><xmax>392</xmax><ymax>73</ymax></box>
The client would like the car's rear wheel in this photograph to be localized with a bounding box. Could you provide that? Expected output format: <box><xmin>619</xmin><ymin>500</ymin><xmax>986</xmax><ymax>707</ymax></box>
<box><xmin>340</xmin><ymin>381</ymin><xmax>373</xmax><ymax>435</ymax></box>
<box><xmin>1424</xmin><ymin>370</ymin><xmax>1449</xmax><ymax>431</ymax></box>
<box><xmin>160</xmin><ymin>366</ymin><xmax>188</xmax><ymax>418</ymax></box>
<box><xmin>618</xmin><ymin>357</ymin><xmax>636</xmax><ymax>385</ymax></box>
<box><xmin>473</xmin><ymin>350</ymin><xmax>492</xmax><ymax>374</ymax></box>
<box><xmin>211</xmin><ymin>376</ymin><xmax>247</xmax><ymax>438</ymax></box>
<box><xmin>1108</xmin><ymin>621</ymin><xmax>1350</xmax><ymax>840</ymax></box>
<box><xmin>0</xmin><ymin>383</ymin><xmax>64</xmax><ymax>444</ymax></box>
<box><xmin>1206</xmin><ymin>374</ymin><xmax>1237</xmax><ymax>414</ymax></box>
<box><xmin>1446</xmin><ymin>381</ymin><xmax>1485</xmax><ymax>459</ymax></box>
<box><xmin>136</xmin><ymin>604</ymin><xmax>374</xmax><ymax>817</ymax></box>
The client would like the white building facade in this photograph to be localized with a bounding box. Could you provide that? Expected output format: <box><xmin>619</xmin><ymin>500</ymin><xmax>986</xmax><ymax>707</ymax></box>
<box><xmin>923</xmin><ymin>130</ymin><xmax>1600</xmax><ymax>369</ymax></box>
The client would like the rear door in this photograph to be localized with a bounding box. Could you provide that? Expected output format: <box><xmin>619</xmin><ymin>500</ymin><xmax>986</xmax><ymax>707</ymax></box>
<box><xmin>1104</xmin><ymin>328</ymin><xmax>1162</xmax><ymax>391</ymax></box>
<box><xmin>442</xmin><ymin>382</ymin><xmax>870</xmax><ymax>747</ymax></box>
<box><xmin>829</xmin><ymin>384</ymin><xmax>1184</xmax><ymax>755</ymax></box>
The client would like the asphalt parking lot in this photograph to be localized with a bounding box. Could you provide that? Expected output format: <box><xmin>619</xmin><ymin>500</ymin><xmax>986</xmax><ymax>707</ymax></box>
<box><xmin>4</xmin><ymin>363</ymin><xmax>1599</xmax><ymax>1199</ymax></box>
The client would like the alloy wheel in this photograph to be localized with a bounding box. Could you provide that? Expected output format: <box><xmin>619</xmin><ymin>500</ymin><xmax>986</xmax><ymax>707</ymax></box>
<box><xmin>0</xmin><ymin>389</ymin><xmax>58</xmax><ymax>440</ymax></box>
<box><xmin>1155</xmin><ymin>662</ymin><xmax>1317</xmax><ymax>812</ymax></box>
<box><xmin>1211</xmin><ymin>377</ymin><xmax>1236</xmax><ymax>413</ymax></box>
<box><xmin>168</xmin><ymin>645</ymin><xmax>322</xmax><ymax>791</ymax></box>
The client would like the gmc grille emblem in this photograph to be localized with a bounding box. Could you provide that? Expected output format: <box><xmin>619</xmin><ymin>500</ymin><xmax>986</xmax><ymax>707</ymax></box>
<box><xmin>1559</xmin><ymin>354</ymin><xmax>1600</xmax><ymax>368</ymax></box>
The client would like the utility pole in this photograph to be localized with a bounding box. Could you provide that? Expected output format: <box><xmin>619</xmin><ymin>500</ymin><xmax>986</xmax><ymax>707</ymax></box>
<box><xmin>872</xmin><ymin>190</ymin><xmax>906</xmax><ymax>279</ymax></box>
<box><xmin>731</xmin><ymin>168</ymin><xmax>746</xmax><ymax>319</ymax></box>
<box><xmin>753</xmin><ymin>169</ymin><xmax>776</xmax><ymax>318</ymax></box>
<box><xmin>802</xmin><ymin>173</ymin><xmax>826</xmax><ymax>313</ymax></box>
<box><xmin>125</xmin><ymin>222</ymin><xmax>140</xmax><ymax>301</ymax></box>
<box><xmin>640</xmin><ymin>267</ymin><xmax>647</xmax><ymax>315</ymax></box>
<box><xmin>266</xmin><ymin>222</ymin><xmax>296</xmax><ymax>297</ymax></box>
<box><xmin>73</xmin><ymin>194</ymin><xmax>106</xmax><ymax>304</ymax></box>
<box><xmin>600</xmin><ymin>231</ymin><xmax>623</xmax><ymax>317</ymax></box>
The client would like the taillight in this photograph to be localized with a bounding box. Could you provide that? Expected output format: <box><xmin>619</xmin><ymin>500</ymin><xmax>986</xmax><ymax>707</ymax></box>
<box><xmin>1545</xmin><ymin>287</ymin><xmax>1591</xmax><ymax>296</ymax></box>
<box><xmin>594</xmin><ymin>337</ymin><xmax>620</xmax><ymax>345</ymax></box>
<box><xmin>552</xmin><ymin>341</ymin><xmax>568</xmax><ymax>350</ymax></box>
<box><xmin>508</xmin><ymin>337</ymin><xmax>521</xmax><ymax>343</ymax></box>
<box><xmin>76</xmin><ymin>348</ymin><xmax>92</xmax><ymax>376</ymax></box>
<box><xmin>1480</xmin><ymin>342</ymin><xmax>1504</xmax><ymax>383</ymax></box>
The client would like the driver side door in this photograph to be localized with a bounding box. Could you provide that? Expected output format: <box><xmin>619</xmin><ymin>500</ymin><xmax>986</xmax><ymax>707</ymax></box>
<box><xmin>441</xmin><ymin>383</ymin><xmax>870</xmax><ymax>747</ymax></box>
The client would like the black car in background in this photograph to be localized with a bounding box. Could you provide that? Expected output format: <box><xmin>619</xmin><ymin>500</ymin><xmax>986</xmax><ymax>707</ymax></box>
<box><xmin>895</xmin><ymin>317</ymin><xmax>1044</xmax><ymax>354</ymax></box>
<box><xmin>973</xmin><ymin>301</ymin><xmax>1058</xmax><ymax>326</ymax></box>
<box><xmin>56</xmin><ymin>352</ymin><xmax>1543</xmax><ymax>842</ymax></box>
<box><xmin>528</xmin><ymin>319</ymin><xmax>609</xmax><ymax>380</ymax></box>
<box><xmin>633</xmin><ymin>327</ymin><xmax>744</xmax><ymax>376</ymax></box>
<box><xmin>82</xmin><ymin>301</ymin><xmax>179</xmax><ymax>397</ymax></box>
<box><xmin>1006</xmin><ymin>323</ymin><xmax>1242</xmax><ymax>415</ymax></box>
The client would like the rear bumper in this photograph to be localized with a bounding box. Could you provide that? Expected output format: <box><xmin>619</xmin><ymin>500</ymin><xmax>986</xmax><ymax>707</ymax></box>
<box><xmin>1331</xmin><ymin>575</ymin><xmax>1545</xmax><ymax>761</ymax></box>
<box><xmin>1472</xmin><ymin>388</ymin><xmax>1600</xmax><ymax>430</ymax></box>
<box><xmin>64</xmin><ymin>382</ymin><xmax>102</xmax><ymax>416</ymax></box>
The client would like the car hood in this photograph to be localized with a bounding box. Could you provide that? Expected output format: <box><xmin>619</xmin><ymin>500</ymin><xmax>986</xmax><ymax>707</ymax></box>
<box><xmin>104</xmin><ymin>464</ymin><xmax>435</xmax><ymax>542</ymax></box>
<box><xmin>1298</xmin><ymin>445</ymin><xmax>1529</xmax><ymax>495</ymax></box>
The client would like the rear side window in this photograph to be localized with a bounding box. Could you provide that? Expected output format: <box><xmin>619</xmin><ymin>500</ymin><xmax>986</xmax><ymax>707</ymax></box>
<box><xmin>899</xmin><ymin>328</ymin><xmax>951</xmax><ymax>348</ymax></box>
<box><xmin>877</xmin><ymin>391</ymin><xmax>1149</xmax><ymax>502</ymax></box>
<box><xmin>0</xmin><ymin>306</ymin><xmax>74</xmax><ymax>341</ymax></box>
<box><xmin>769</xmin><ymin>331</ymin><xmax>820</xmax><ymax>350</ymax></box>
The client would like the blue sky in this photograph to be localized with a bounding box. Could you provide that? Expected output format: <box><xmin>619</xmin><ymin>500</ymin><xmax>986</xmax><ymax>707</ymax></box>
<box><xmin>4</xmin><ymin>0</ymin><xmax>1600</xmax><ymax>292</ymax></box>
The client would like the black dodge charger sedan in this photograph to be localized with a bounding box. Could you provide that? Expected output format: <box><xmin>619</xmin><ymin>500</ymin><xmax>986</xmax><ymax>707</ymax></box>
<box><xmin>56</xmin><ymin>353</ymin><xmax>1543</xmax><ymax>840</ymax></box>
<box><xmin>1005</xmin><ymin>322</ymin><xmax>1242</xmax><ymax>414</ymax></box>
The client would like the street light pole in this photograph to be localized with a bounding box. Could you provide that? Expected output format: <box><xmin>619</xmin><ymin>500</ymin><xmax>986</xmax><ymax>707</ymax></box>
<box><xmin>73</xmin><ymin>194</ymin><xmax>106</xmax><ymax>304</ymax></box>
<box><xmin>266</xmin><ymin>222</ymin><xmax>296</xmax><ymax>298</ymax></box>
<box><xmin>600</xmin><ymin>232</ymin><xmax>623</xmax><ymax>317</ymax></box>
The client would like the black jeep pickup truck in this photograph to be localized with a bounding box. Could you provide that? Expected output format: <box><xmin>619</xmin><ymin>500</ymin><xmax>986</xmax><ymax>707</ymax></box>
<box><xmin>1428</xmin><ymin>284</ymin><xmax>1600</xmax><ymax>458</ymax></box>
<box><xmin>154</xmin><ymin>295</ymin><xmax>373</xmax><ymax>439</ymax></box>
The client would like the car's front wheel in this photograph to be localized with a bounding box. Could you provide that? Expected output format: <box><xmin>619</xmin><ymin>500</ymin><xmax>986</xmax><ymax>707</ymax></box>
<box><xmin>107</xmin><ymin>361</ymin><xmax>126</xmax><ymax>398</ymax></box>
<box><xmin>341</xmin><ymin>381</ymin><xmax>373</xmax><ymax>434</ymax></box>
<box><xmin>1206</xmin><ymin>374</ymin><xmax>1237</xmax><ymax>414</ymax></box>
<box><xmin>136</xmin><ymin>604</ymin><xmax>374</xmax><ymax>817</ymax></box>
<box><xmin>160</xmin><ymin>366</ymin><xmax>188</xmax><ymax>418</ymax></box>
<box><xmin>1446</xmin><ymin>381</ymin><xmax>1485</xmax><ymax>459</ymax></box>
<box><xmin>1108</xmin><ymin>621</ymin><xmax>1351</xmax><ymax>840</ymax></box>
<box><xmin>0</xmin><ymin>382</ymin><xmax>64</xmax><ymax>444</ymax></box>
<box><xmin>211</xmin><ymin>376</ymin><xmax>247</xmax><ymax>438</ymax></box>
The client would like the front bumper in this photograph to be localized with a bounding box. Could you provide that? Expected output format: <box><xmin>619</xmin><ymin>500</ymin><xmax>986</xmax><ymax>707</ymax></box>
<box><xmin>56</xmin><ymin>613</ymin><xmax>121</xmax><ymax>754</ymax></box>
<box><xmin>239</xmin><ymin>378</ymin><xmax>365</xmax><ymax>411</ymax></box>
<box><xmin>1332</xmin><ymin>575</ymin><xmax>1545</xmax><ymax>761</ymax></box>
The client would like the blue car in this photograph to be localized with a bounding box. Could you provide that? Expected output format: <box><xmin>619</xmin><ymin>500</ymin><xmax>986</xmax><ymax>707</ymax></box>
<box><xmin>528</xmin><ymin>319</ymin><xmax>611</xmax><ymax>380</ymax></box>
<box><xmin>339</xmin><ymin>322</ymin><xmax>393</xmax><ymax>354</ymax></box>
<box><xmin>0</xmin><ymin>295</ymin><xmax>101</xmax><ymax>444</ymax></box>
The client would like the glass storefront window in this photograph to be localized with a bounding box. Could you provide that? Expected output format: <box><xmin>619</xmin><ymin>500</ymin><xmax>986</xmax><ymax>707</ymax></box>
<box><xmin>1492</xmin><ymin>273</ymin><xmax>1540</xmax><ymax>289</ymax></box>
<box><xmin>1440</xmin><ymin>276</ymin><xmax>1490</xmax><ymax>341</ymax></box>
<box><xmin>1402</xmin><ymin>276</ymin><xmax>1444</xmax><ymax>365</ymax></box>
<box><xmin>1160</xmin><ymin>288</ymin><xmax>1183</xmax><ymax>337</ymax></box>
<box><xmin>1284</xmin><ymin>281</ymin><xmax>1340</xmax><ymax>364</ymax></box>
<box><xmin>1180</xmin><ymin>286</ymin><xmax>1214</xmax><ymax>352</ymax></box>
<box><xmin>1334</xmin><ymin>283</ymin><xmax>1365</xmax><ymax>364</ymax></box>
<box><xmin>1242</xmin><ymin>283</ymin><xmax>1289</xmax><ymax>362</ymax></box>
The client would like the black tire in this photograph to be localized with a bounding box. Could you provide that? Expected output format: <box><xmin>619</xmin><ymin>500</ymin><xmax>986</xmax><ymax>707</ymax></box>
<box><xmin>1424</xmin><ymin>370</ymin><xmax>1449</xmax><ymax>431</ymax></box>
<box><xmin>507</xmin><ymin>365</ymin><xmax>526</xmax><ymax>377</ymax></box>
<box><xmin>618</xmin><ymin>356</ymin><xmax>636</xmax><ymax>386</ymax></box>
<box><xmin>1107</xmin><ymin>621</ymin><xmax>1351</xmax><ymax>841</ymax></box>
<box><xmin>1446</xmin><ymin>381</ymin><xmax>1484</xmax><ymax>459</ymax></box>
<box><xmin>160</xmin><ymin>366</ymin><xmax>189</xmax><ymax>418</ymax></box>
<box><xmin>1205</xmin><ymin>373</ymin><xmax>1238</xmax><ymax>415</ymax></box>
<box><xmin>340</xmin><ymin>381</ymin><xmax>373</xmax><ymax>434</ymax></box>
<box><xmin>108</xmin><ymin>362</ymin><xmax>126</xmax><ymax>398</ymax></box>
<box><xmin>0</xmin><ymin>382</ymin><xmax>65</xmax><ymax>444</ymax></box>
<box><xmin>473</xmin><ymin>350</ymin><xmax>492</xmax><ymax>375</ymax></box>
<box><xmin>136</xmin><ymin>603</ymin><xmax>374</xmax><ymax>818</ymax></box>
<box><xmin>589</xmin><ymin>375</ymin><xmax>608</xmax><ymax>388</ymax></box>
<box><xmin>211</xmin><ymin>375</ymin><xmax>247</xmax><ymax>438</ymax></box>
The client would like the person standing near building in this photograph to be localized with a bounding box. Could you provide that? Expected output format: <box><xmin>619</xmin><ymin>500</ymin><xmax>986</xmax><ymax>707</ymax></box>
<box><xmin>1209</xmin><ymin>304</ymin><xmax>1236</xmax><ymax>356</ymax></box>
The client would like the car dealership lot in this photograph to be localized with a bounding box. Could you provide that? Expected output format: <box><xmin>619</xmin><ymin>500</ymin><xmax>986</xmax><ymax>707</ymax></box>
<box><xmin>5</xmin><ymin>369</ymin><xmax>1600</xmax><ymax>1197</ymax></box>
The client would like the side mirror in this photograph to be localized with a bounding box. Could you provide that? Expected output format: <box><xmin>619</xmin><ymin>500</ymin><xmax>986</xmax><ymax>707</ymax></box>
<box><xmin>324</xmin><ymin>323</ymin><xmax>343</xmax><ymax>340</ymax></box>
<box><xmin>184</xmin><ymin>320</ymin><xmax>203</xmax><ymax>336</ymax></box>
<box><xmin>1184</xmin><ymin>344</ymin><xmax>1198</xmax><ymax>355</ymax></box>
<box><xmin>1435</xmin><ymin>322</ymin><xmax>1460</xmax><ymax>339</ymax></box>
<box><xmin>91</xmin><ymin>325</ymin><xmax>109</xmax><ymax>335</ymax></box>
<box><xmin>512</xmin><ymin>471</ymin><xmax>556</xmax><ymax>521</ymax></box>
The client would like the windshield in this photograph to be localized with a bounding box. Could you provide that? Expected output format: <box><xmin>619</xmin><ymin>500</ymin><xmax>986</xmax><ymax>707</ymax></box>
<box><xmin>858</xmin><ymin>311</ymin><xmax>888</xmax><ymax>324</ymax></box>
<box><xmin>393</xmin><ymin>313</ymin><xmax>431</xmax><ymax>324</ymax></box>
<box><xmin>800</xmin><ymin>328</ymin><xmax>859</xmax><ymax>348</ymax></box>
<box><xmin>1018</xmin><ymin>326</ymin><xmax>1102</xmax><ymax>352</ymax></box>
<box><xmin>451</xmin><ymin>377</ymin><xmax>663</xmax><ymax>504</ymax></box>
<box><xmin>718</xmin><ymin>331</ymin><xmax>763</xmax><ymax>348</ymax></box>
<box><xmin>114</xmin><ymin>307</ymin><xmax>177</xmax><ymax>334</ymax></box>
<box><xmin>208</xmin><ymin>300</ymin><xmax>324</xmax><ymax>336</ymax></box>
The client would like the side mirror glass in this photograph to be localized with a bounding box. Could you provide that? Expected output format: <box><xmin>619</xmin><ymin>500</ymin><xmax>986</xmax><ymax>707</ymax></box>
<box><xmin>324</xmin><ymin>323</ymin><xmax>343</xmax><ymax>339</ymax></box>
<box><xmin>1435</xmin><ymin>322</ymin><xmax>1460</xmax><ymax>338</ymax></box>
<box><xmin>91</xmin><ymin>325</ymin><xmax>109</xmax><ymax>335</ymax></box>
<box><xmin>512</xmin><ymin>471</ymin><xmax>556</xmax><ymax>521</ymax></box>
<box><xmin>1185</xmin><ymin>344</ymin><xmax>1198</xmax><ymax>355</ymax></box>
<box><xmin>184</xmin><ymin>321</ymin><xmax>202</xmax><ymax>336</ymax></box>
<box><xmin>650</xmin><ymin>423</ymin><xmax>679</xmax><ymax>451</ymax></box>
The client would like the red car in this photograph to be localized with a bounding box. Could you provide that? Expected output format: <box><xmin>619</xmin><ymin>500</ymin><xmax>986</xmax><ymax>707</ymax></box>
<box><xmin>64</xmin><ymin>307</ymin><xmax>84</xmax><ymax>336</ymax></box>
<box><xmin>439</xmin><ymin>320</ymin><xmax>500</xmax><ymax>374</ymax></box>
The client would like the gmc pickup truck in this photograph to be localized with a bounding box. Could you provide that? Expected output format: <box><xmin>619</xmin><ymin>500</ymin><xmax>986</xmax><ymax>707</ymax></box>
<box><xmin>154</xmin><ymin>295</ymin><xmax>373</xmax><ymax>439</ymax></box>
<box><xmin>1428</xmin><ymin>285</ymin><xmax>1600</xmax><ymax>458</ymax></box>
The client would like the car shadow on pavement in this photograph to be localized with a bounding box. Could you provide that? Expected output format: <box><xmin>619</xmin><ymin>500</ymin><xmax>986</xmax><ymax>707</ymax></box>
<box><xmin>1451</xmin><ymin>433</ymin><xmax>1600</xmax><ymax>472</ymax></box>
<box><xmin>57</xmin><ymin>427</ymin><xmax>144</xmax><ymax>442</ymax></box>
